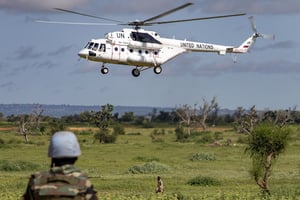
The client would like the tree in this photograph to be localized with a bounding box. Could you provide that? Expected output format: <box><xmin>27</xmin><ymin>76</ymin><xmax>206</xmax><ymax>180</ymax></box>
<box><xmin>175</xmin><ymin>104</ymin><xmax>197</xmax><ymax>135</ymax></box>
<box><xmin>245</xmin><ymin>123</ymin><xmax>290</xmax><ymax>195</ymax></box>
<box><xmin>233</xmin><ymin>106</ymin><xmax>294</xmax><ymax>195</ymax></box>
<box><xmin>199</xmin><ymin>96</ymin><xmax>218</xmax><ymax>130</ymax></box>
<box><xmin>17</xmin><ymin>114</ymin><xmax>32</xmax><ymax>143</ymax></box>
<box><xmin>17</xmin><ymin>104</ymin><xmax>44</xmax><ymax>143</ymax></box>
<box><xmin>234</xmin><ymin>106</ymin><xmax>295</xmax><ymax>134</ymax></box>
<box><xmin>31</xmin><ymin>104</ymin><xmax>43</xmax><ymax>129</ymax></box>
<box><xmin>92</xmin><ymin>104</ymin><xmax>116</xmax><ymax>143</ymax></box>
<box><xmin>262</xmin><ymin>108</ymin><xmax>294</xmax><ymax>127</ymax></box>
<box><xmin>233</xmin><ymin>106</ymin><xmax>259</xmax><ymax>134</ymax></box>
<box><xmin>156</xmin><ymin>111</ymin><xmax>173</xmax><ymax>122</ymax></box>
<box><xmin>93</xmin><ymin>104</ymin><xmax>114</xmax><ymax>129</ymax></box>
<box><xmin>120</xmin><ymin>112</ymin><xmax>135</xmax><ymax>122</ymax></box>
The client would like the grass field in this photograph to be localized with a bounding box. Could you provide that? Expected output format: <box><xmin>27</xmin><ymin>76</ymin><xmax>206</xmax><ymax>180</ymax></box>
<box><xmin>0</xmin><ymin>126</ymin><xmax>300</xmax><ymax>199</ymax></box>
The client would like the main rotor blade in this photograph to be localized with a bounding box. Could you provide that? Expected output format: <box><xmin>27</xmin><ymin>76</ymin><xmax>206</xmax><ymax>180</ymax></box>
<box><xmin>146</xmin><ymin>13</ymin><xmax>246</xmax><ymax>25</ymax></box>
<box><xmin>143</xmin><ymin>2</ymin><xmax>193</xmax><ymax>23</ymax></box>
<box><xmin>54</xmin><ymin>8</ymin><xmax>123</xmax><ymax>23</ymax></box>
<box><xmin>36</xmin><ymin>20</ymin><xmax>119</xmax><ymax>26</ymax></box>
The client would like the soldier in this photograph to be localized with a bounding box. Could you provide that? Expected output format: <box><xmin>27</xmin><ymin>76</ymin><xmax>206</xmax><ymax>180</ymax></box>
<box><xmin>156</xmin><ymin>176</ymin><xmax>164</xmax><ymax>193</ymax></box>
<box><xmin>22</xmin><ymin>131</ymin><xmax>98</xmax><ymax>200</ymax></box>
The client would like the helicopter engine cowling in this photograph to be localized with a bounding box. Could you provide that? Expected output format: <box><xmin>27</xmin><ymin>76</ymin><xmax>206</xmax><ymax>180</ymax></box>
<box><xmin>128</xmin><ymin>41</ymin><xmax>162</xmax><ymax>50</ymax></box>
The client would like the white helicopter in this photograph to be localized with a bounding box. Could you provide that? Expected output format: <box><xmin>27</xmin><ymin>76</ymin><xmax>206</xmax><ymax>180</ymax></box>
<box><xmin>38</xmin><ymin>3</ymin><xmax>274</xmax><ymax>77</ymax></box>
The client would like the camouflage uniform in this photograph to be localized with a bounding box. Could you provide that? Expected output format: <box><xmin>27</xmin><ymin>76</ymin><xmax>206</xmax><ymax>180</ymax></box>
<box><xmin>22</xmin><ymin>164</ymin><xmax>98</xmax><ymax>200</ymax></box>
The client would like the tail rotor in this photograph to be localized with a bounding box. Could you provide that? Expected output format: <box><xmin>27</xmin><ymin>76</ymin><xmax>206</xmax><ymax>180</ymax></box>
<box><xmin>249</xmin><ymin>16</ymin><xmax>275</xmax><ymax>40</ymax></box>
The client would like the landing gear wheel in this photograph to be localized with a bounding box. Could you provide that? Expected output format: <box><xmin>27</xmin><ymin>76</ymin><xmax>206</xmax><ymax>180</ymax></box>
<box><xmin>132</xmin><ymin>68</ymin><xmax>140</xmax><ymax>77</ymax></box>
<box><xmin>154</xmin><ymin>66</ymin><xmax>162</xmax><ymax>74</ymax></box>
<box><xmin>101</xmin><ymin>67</ymin><xmax>109</xmax><ymax>74</ymax></box>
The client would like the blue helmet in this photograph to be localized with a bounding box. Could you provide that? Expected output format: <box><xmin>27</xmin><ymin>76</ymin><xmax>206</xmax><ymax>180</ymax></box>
<box><xmin>48</xmin><ymin>131</ymin><xmax>81</xmax><ymax>158</ymax></box>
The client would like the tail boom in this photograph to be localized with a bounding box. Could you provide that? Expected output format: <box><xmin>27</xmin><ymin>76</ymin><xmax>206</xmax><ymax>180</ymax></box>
<box><xmin>231</xmin><ymin>34</ymin><xmax>256</xmax><ymax>54</ymax></box>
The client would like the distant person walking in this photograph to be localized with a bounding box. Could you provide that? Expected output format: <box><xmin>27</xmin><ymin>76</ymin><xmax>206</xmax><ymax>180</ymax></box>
<box><xmin>156</xmin><ymin>176</ymin><xmax>164</xmax><ymax>193</ymax></box>
<box><xmin>22</xmin><ymin>131</ymin><xmax>98</xmax><ymax>200</ymax></box>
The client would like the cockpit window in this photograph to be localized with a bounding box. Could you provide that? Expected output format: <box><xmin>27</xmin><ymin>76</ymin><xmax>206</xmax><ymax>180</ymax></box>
<box><xmin>87</xmin><ymin>42</ymin><xmax>94</xmax><ymax>49</ymax></box>
<box><xmin>93</xmin><ymin>43</ymin><xmax>99</xmax><ymax>51</ymax></box>
<box><xmin>130</xmin><ymin>32</ymin><xmax>161</xmax><ymax>44</ymax></box>
<box><xmin>84</xmin><ymin>42</ymin><xmax>90</xmax><ymax>48</ymax></box>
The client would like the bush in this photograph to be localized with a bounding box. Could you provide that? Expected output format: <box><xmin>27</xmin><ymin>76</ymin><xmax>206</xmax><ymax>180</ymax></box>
<box><xmin>113</xmin><ymin>125</ymin><xmax>125</xmax><ymax>135</ymax></box>
<box><xmin>151</xmin><ymin>129</ymin><xmax>166</xmax><ymax>136</ymax></box>
<box><xmin>128</xmin><ymin>161</ymin><xmax>169</xmax><ymax>174</ymax></box>
<box><xmin>187</xmin><ymin>175</ymin><xmax>221</xmax><ymax>186</ymax></box>
<box><xmin>94</xmin><ymin>129</ymin><xmax>117</xmax><ymax>143</ymax></box>
<box><xmin>175</xmin><ymin>127</ymin><xmax>189</xmax><ymax>142</ymax></box>
<box><xmin>190</xmin><ymin>153</ymin><xmax>216</xmax><ymax>161</ymax></box>
<box><xmin>197</xmin><ymin>133</ymin><xmax>214</xmax><ymax>144</ymax></box>
<box><xmin>0</xmin><ymin>160</ymin><xmax>40</xmax><ymax>171</ymax></box>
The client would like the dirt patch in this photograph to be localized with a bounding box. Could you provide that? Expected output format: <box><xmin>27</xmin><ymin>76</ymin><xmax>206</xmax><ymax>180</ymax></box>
<box><xmin>0</xmin><ymin>127</ymin><xmax>16</xmax><ymax>131</ymax></box>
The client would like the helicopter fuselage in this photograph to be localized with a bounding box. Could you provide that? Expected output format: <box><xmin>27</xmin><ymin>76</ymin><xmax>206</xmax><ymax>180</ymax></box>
<box><xmin>78</xmin><ymin>28</ymin><xmax>255</xmax><ymax>76</ymax></box>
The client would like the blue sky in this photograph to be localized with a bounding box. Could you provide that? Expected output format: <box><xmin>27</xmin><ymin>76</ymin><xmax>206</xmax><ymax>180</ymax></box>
<box><xmin>0</xmin><ymin>0</ymin><xmax>299</xmax><ymax>110</ymax></box>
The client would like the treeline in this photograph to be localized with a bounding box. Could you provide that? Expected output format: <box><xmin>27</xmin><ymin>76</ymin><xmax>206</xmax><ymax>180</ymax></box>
<box><xmin>0</xmin><ymin>109</ymin><xmax>236</xmax><ymax>129</ymax></box>
<box><xmin>1</xmin><ymin>105</ymin><xmax>300</xmax><ymax>127</ymax></box>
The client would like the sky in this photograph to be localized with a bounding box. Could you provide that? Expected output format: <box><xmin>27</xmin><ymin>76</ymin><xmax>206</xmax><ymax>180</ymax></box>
<box><xmin>0</xmin><ymin>0</ymin><xmax>299</xmax><ymax>110</ymax></box>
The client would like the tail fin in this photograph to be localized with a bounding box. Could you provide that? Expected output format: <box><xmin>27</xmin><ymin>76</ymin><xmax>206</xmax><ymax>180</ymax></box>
<box><xmin>235</xmin><ymin>35</ymin><xmax>256</xmax><ymax>53</ymax></box>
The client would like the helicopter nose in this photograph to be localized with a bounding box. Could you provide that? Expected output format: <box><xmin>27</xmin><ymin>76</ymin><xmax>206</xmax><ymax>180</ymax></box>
<box><xmin>78</xmin><ymin>49</ymin><xmax>88</xmax><ymax>58</ymax></box>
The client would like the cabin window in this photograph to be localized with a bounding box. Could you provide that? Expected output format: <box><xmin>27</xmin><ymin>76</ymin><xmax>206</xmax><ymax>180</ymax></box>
<box><xmin>99</xmin><ymin>44</ymin><xmax>106</xmax><ymax>52</ymax></box>
<box><xmin>130</xmin><ymin>32</ymin><xmax>161</xmax><ymax>44</ymax></box>
<box><xmin>129</xmin><ymin>49</ymin><xmax>133</xmax><ymax>53</ymax></box>
<box><xmin>114</xmin><ymin>47</ymin><xmax>118</xmax><ymax>51</ymax></box>
<box><xmin>121</xmin><ymin>48</ymin><xmax>125</xmax><ymax>52</ymax></box>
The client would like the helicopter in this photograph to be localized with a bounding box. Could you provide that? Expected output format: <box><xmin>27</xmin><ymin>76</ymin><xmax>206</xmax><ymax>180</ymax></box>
<box><xmin>38</xmin><ymin>3</ymin><xmax>274</xmax><ymax>77</ymax></box>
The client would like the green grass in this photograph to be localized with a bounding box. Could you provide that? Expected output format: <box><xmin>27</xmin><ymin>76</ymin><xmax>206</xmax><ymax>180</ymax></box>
<box><xmin>0</xmin><ymin>127</ymin><xmax>300</xmax><ymax>199</ymax></box>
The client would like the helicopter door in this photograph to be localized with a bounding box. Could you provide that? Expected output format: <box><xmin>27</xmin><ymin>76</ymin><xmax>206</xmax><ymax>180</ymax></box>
<box><xmin>111</xmin><ymin>45</ymin><xmax>127</xmax><ymax>62</ymax></box>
